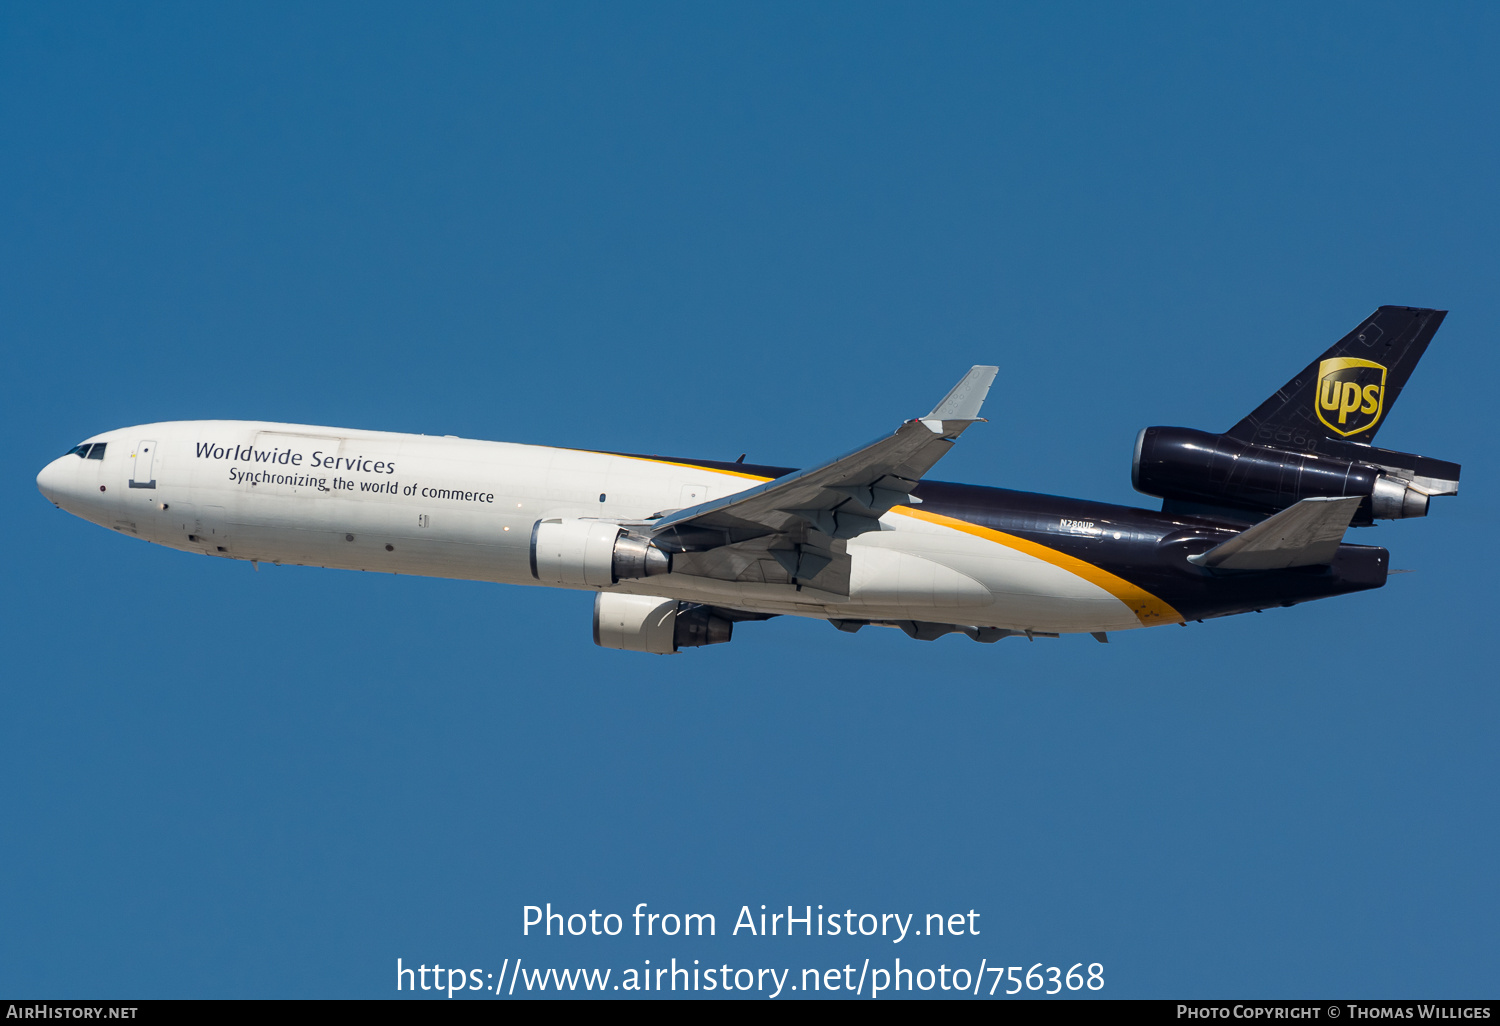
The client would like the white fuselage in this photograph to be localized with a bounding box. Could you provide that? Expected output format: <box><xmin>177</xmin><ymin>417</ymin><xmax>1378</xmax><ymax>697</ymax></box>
<box><xmin>36</xmin><ymin>421</ymin><xmax>1151</xmax><ymax>634</ymax></box>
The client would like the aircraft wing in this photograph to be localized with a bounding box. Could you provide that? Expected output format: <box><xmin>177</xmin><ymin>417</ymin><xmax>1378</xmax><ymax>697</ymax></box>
<box><xmin>649</xmin><ymin>366</ymin><xmax>998</xmax><ymax>593</ymax></box>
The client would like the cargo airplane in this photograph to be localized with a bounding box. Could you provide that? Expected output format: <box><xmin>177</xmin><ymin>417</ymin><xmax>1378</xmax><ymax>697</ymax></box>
<box><xmin>37</xmin><ymin>307</ymin><xmax>1459</xmax><ymax>652</ymax></box>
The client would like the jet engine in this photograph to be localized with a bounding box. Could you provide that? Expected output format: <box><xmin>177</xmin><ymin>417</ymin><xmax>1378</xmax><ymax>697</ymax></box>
<box><xmin>1132</xmin><ymin>426</ymin><xmax>1457</xmax><ymax>522</ymax></box>
<box><xmin>592</xmin><ymin>593</ymin><xmax>734</xmax><ymax>653</ymax></box>
<box><xmin>530</xmin><ymin>519</ymin><xmax>672</xmax><ymax>587</ymax></box>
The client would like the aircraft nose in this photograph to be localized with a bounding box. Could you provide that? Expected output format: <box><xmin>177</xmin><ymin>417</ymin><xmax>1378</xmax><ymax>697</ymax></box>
<box><xmin>37</xmin><ymin>457</ymin><xmax>67</xmax><ymax>504</ymax></box>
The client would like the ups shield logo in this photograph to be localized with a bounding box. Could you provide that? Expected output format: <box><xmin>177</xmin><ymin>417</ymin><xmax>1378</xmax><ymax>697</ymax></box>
<box><xmin>1316</xmin><ymin>357</ymin><xmax>1387</xmax><ymax>437</ymax></box>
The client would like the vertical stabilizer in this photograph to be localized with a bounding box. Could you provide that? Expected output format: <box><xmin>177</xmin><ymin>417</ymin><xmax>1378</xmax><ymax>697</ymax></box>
<box><xmin>1227</xmin><ymin>306</ymin><xmax>1445</xmax><ymax>448</ymax></box>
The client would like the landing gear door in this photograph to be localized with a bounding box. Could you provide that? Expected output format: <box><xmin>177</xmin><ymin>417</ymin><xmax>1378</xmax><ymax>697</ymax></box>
<box><xmin>129</xmin><ymin>440</ymin><xmax>158</xmax><ymax>489</ymax></box>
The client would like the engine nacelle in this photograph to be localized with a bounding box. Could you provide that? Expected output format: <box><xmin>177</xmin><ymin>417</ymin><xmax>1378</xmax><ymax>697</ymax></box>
<box><xmin>592</xmin><ymin>593</ymin><xmax>734</xmax><ymax>654</ymax></box>
<box><xmin>1132</xmin><ymin>426</ymin><xmax>1437</xmax><ymax>521</ymax></box>
<box><xmin>530</xmin><ymin>519</ymin><xmax>671</xmax><ymax>587</ymax></box>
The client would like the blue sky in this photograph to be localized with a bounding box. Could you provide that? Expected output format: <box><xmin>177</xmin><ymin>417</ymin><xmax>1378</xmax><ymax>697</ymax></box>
<box><xmin>2</xmin><ymin>2</ymin><xmax>1496</xmax><ymax>998</ymax></box>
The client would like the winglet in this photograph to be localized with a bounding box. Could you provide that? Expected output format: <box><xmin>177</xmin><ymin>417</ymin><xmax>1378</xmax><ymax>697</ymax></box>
<box><xmin>1187</xmin><ymin>496</ymin><xmax>1363</xmax><ymax>570</ymax></box>
<box><xmin>925</xmin><ymin>366</ymin><xmax>999</xmax><ymax>421</ymax></box>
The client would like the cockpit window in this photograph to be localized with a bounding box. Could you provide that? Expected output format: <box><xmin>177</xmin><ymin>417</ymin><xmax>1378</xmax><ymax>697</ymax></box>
<box><xmin>65</xmin><ymin>442</ymin><xmax>108</xmax><ymax>459</ymax></box>
<box><xmin>66</xmin><ymin>444</ymin><xmax>90</xmax><ymax>458</ymax></box>
<box><xmin>86</xmin><ymin>443</ymin><xmax>107</xmax><ymax>459</ymax></box>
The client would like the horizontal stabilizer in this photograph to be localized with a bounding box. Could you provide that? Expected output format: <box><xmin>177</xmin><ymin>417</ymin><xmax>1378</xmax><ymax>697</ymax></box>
<box><xmin>1187</xmin><ymin>496</ymin><xmax>1363</xmax><ymax>570</ymax></box>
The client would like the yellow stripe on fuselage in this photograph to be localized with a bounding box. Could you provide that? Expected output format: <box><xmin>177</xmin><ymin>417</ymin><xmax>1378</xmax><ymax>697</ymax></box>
<box><xmin>894</xmin><ymin>506</ymin><xmax>1182</xmax><ymax>627</ymax></box>
<box><xmin>606</xmin><ymin>453</ymin><xmax>776</xmax><ymax>482</ymax></box>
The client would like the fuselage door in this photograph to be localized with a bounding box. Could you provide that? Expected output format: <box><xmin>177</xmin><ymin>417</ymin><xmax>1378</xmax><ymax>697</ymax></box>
<box><xmin>197</xmin><ymin>505</ymin><xmax>230</xmax><ymax>554</ymax></box>
<box><xmin>129</xmin><ymin>440</ymin><xmax>158</xmax><ymax>489</ymax></box>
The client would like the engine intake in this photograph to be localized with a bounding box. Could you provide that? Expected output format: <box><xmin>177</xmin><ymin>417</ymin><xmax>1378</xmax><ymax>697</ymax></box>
<box><xmin>1132</xmin><ymin>426</ymin><xmax>1445</xmax><ymax>522</ymax></box>
<box><xmin>593</xmin><ymin>593</ymin><xmax>734</xmax><ymax>653</ymax></box>
<box><xmin>530</xmin><ymin>519</ymin><xmax>671</xmax><ymax>587</ymax></box>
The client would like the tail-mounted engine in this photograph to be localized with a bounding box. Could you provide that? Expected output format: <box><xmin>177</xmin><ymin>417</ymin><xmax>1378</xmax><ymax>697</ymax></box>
<box><xmin>529</xmin><ymin>519</ymin><xmax>672</xmax><ymax>587</ymax></box>
<box><xmin>1132</xmin><ymin>426</ymin><xmax>1459</xmax><ymax>523</ymax></box>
